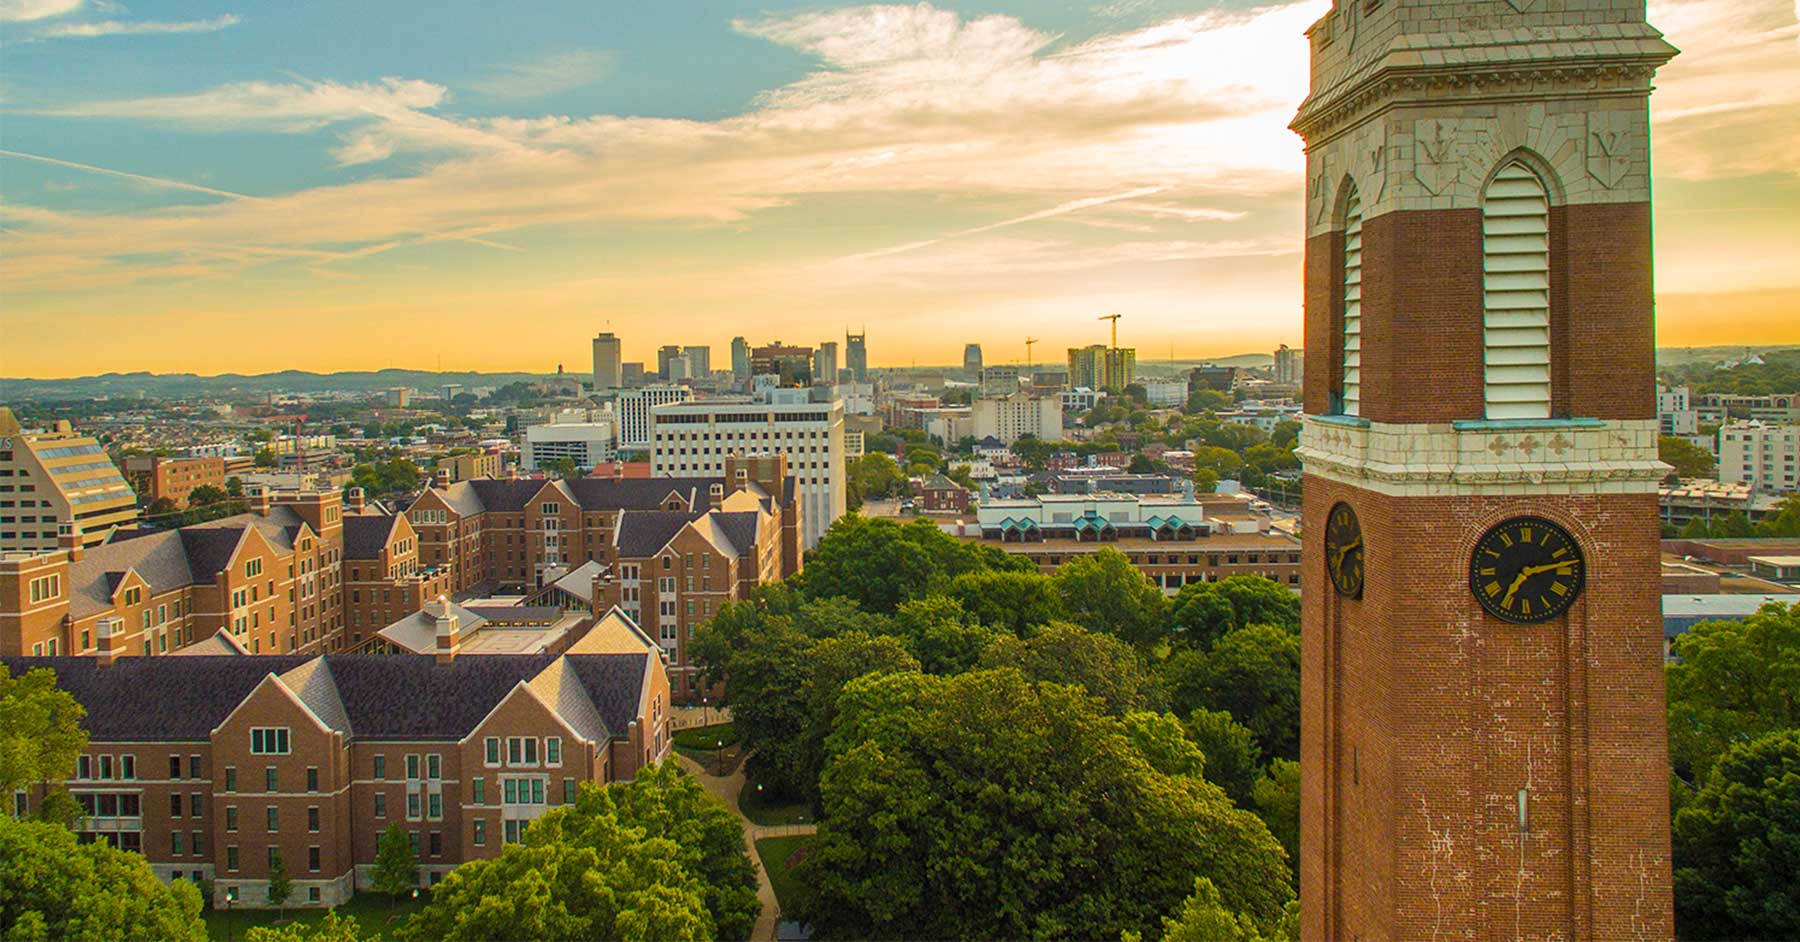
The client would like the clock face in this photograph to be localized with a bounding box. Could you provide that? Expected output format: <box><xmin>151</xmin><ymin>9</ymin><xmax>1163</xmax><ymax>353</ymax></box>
<box><xmin>1469</xmin><ymin>516</ymin><xmax>1584</xmax><ymax>624</ymax></box>
<box><xmin>1324</xmin><ymin>501</ymin><xmax>1364</xmax><ymax>599</ymax></box>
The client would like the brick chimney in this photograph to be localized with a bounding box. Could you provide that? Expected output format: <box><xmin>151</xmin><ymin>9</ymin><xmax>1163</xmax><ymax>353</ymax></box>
<box><xmin>95</xmin><ymin>617</ymin><xmax>121</xmax><ymax>668</ymax></box>
<box><xmin>346</xmin><ymin>487</ymin><xmax>366</xmax><ymax>515</ymax></box>
<box><xmin>433</xmin><ymin>466</ymin><xmax>450</xmax><ymax>489</ymax></box>
<box><xmin>248</xmin><ymin>485</ymin><xmax>271</xmax><ymax>517</ymax></box>
<box><xmin>58</xmin><ymin>522</ymin><xmax>83</xmax><ymax>563</ymax></box>
<box><xmin>612</xmin><ymin>461</ymin><xmax>624</xmax><ymax>480</ymax></box>
<box><xmin>433</xmin><ymin>596</ymin><xmax>460</xmax><ymax>665</ymax></box>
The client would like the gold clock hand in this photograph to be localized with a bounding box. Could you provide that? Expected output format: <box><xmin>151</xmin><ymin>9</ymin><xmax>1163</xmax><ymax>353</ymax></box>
<box><xmin>1500</xmin><ymin>569</ymin><xmax>1530</xmax><ymax>608</ymax></box>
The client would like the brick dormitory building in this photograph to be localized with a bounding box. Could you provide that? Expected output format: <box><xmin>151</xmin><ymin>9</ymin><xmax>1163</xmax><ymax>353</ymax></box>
<box><xmin>2</xmin><ymin>454</ymin><xmax>804</xmax><ymax>701</ymax></box>
<box><xmin>4</xmin><ymin>613</ymin><xmax>672</xmax><ymax>908</ymax></box>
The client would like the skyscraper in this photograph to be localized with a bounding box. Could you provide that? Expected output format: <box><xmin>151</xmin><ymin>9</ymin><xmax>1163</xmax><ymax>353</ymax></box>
<box><xmin>813</xmin><ymin>342</ymin><xmax>839</xmax><ymax>385</ymax></box>
<box><xmin>1066</xmin><ymin>345</ymin><xmax>1135</xmax><ymax>392</ymax></box>
<box><xmin>1273</xmin><ymin>343</ymin><xmax>1303</xmax><ymax>385</ymax></box>
<box><xmin>751</xmin><ymin>342</ymin><xmax>813</xmax><ymax>387</ymax></box>
<box><xmin>845</xmin><ymin>331</ymin><xmax>868</xmax><ymax>382</ymax></box>
<box><xmin>730</xmin><ymin>336</ymin><xmax>751</xmax><ymax>381</ymax></box>
<box><xmin>963</xmin><ymin>343</ymin><xmax>984</xmax><ymax>378</ymax></box>
<box><xmin>1292</xmin><ymin>1</ymin><xmax>1677</xmax><ymax>937</ymax></box>
<box><xmin>591</xmin><ymin>332</ymin><xmax>622</xmax><ymax>390</ymax></box>
<box><xmin>684</xmin><ymin>346</ymin><xmax>711</xmax><ymax>377</ymax></box>
<box><xmin>656</xmin><ymin>345</ymin><xmax>684</xmax><ymax>381</ymax></box>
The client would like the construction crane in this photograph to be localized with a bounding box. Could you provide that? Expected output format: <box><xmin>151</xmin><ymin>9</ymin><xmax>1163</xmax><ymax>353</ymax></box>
<box><xmin>1025</xmin><ymin>337</ymin><xmax>1038</xmax><ymax>371</ymax></box>
<box><xmin>1098</xmin><ymin>313</ymin><xmax>1121</xmax><ymax>349</ymax></box>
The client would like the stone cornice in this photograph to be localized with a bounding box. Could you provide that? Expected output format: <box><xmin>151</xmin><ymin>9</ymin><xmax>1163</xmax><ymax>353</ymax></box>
<box><xmin>1297</xmin><ymin>415</ymin><xmax>1668</xmax><ymax>497</ymax></box>
<box><xmin>1293</xmin><ymin>34</ymin><xmax>1677</xmax><ymax>144</ymax></box>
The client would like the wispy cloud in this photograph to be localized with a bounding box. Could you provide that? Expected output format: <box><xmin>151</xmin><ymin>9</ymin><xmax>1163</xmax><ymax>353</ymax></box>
<box><xmin>469</xmin><ymin>50</ymin><xmax>617</xmax><ymax>100</ymax></box>
<box><xmin>46</xmin><ymin>77</ymin><xmax>447</xmax><ymax>128</ymax></box>
<box><xmin>0</xmin><ymin>147</ymin><xmax>258</xmax><ymax>200</ymax></box>
<box><xmin>38</xmin><ymin>13</ymin><xmax>239</xmax><ymax>38</ymax></box>
<box><xmin>844</xmin><ymin>186</ymin><xmax>1168</xmax><ymax>261</ymax></box>
<box><xmin>0</xmin><ymin>0</ymin><xmax>81</xmax><ymax>23</ymax></box>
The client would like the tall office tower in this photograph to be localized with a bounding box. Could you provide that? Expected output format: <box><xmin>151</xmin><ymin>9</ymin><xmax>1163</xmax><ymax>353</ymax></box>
<box><xmin>813</xmin><ymin>342</ymin><xmax>838</xmax><ymax>385</ymax></box>
<box><xmin>963</xmin><ymin>344</ymin><xmax>984</xmax><ymax>378</ymax></box>
<box><xmin>751</xmin><ymin>342</ymin><xmax>814</xmax><ymax>387</ymax></box>
<box><xmin>0</xmin><ymin>409</ymin><xmax>138</xmax><ymax>554</ymax></box>
<box><xmin>620</xmin><ymin>362</ymin><xmax>647</xmax><ymax>387</ymax></box>
<box><xmin>592</xmin><ymin>332</ymin><xmax>622</xmax><ymax>390</ymax></box>
<box><xmin>664</xmin><ymin>355</ymin><xmax>692</xmax><ymax>383</ymax></box>
<box><xmin>1291</xmin><ymin>1</ymin><xmax>1676</xmax><ymax>938</ymax></box>
<box><xmin>730</xmin><ymin>337</ymin><xmax>751</xmax><ymax>381</ymax></box>
<box><xmin>650</xmin><ymin>393</ymin><xmax>845</xmax><ymax>550</ymax></box>
<box><xmin>1273</xmin><ymin>343</ymin><xmax>1303</xmax><ymax>385</ymax></box>
<box><xmin>616</xmin><ymin>385</ymin><xmax>694</xmax><ymax>450</ymax></box>
<box><xmin>684</xmin><ymin>346</ymin><xmax>711</xmax><ymax>377</ymax></box>
<box><xmin>1067</xmin><ymin>345</ymin><xmax>1105</xmax><ymax>391</ymax></box>
<box><xmin>845</xmin><ymin>331</ymin><xmax>868</xmax><ymax>382</ymax></box>
<box><xmin>656</xmin><ymin>345</ymin><xmax>683</xmax><ymax>381</ymax></box>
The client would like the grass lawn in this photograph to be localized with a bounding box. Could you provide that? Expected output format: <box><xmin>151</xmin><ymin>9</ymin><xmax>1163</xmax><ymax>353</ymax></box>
<box><xmin>755</xmin><ymin>835</ymin><xmax>813</xmax><ymax>918</ymax></box>
<box><xmin>671</xmin><ymin>722</ymin><xmax>738</xmax><ymax>750</ymax></box>
<box><xmin>738</xmin><ymin>777</ymin><xmax>813</xmax><ymax>827</ymax></box>
<box><xmin>204</xmin><ymin>892</ymin><xmax>426</xmax><ymax>940</ymax></box>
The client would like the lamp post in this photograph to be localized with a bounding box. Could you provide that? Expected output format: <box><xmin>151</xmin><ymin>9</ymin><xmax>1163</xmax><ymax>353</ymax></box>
<box><xmin>716</xmin><ymin>739</ymin><xmax>724</xmax><ymax>776</ymax></box>
<box><xmin>224</xmin><ymin>886</ymin><xmax>238</xmax><ymax>942</ymax></box>
<box><xmin>701</xmin><ymin>696</ymin><xmax>709</xmax><ymax>728</ymax></box>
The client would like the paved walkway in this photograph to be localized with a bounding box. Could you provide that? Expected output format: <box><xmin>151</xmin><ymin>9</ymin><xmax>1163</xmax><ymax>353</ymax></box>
<box><xmin>674</xmin><ymin>752</ymin><xmax>815</xmax><ymax>942</ymax></box>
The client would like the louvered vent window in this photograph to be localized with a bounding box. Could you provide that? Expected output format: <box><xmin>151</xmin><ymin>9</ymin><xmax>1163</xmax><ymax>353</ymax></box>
<box><xmin>1341</xmin><ymin>188</ymin><xmax>1363</xmax><ymax>417</ymax></box>
<box><xmin>1482</xmin><ymin>163</ymin><xmax>1551</xmax><ymax>419</ymax></box>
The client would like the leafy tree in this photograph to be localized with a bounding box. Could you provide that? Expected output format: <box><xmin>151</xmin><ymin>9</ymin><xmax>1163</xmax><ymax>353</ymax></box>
<box><xmin>1666</xmin><ymin>602</ymin><xmax>1800</xmax><ymax>785</ymax></box>
<box><xmin>1171</xmin><ymin>576</ymin><xmax>1300</xmax><ymax>647</ymax></box>
<box><xmin>846</xmin><ymin>452</ymin><xmax>906</xmax><ymax>511</ymax></box>
<box><xmin>267</xmin><ymin>849</ymin><xmax>292</xmax><ymax>915</ymax></box>
<box><xmin>1253</xmin><ymin>759</ymin><xmax>1301</xmax><ymax>873</ymax></box>
<box><xmin>245</xmin><ymin>912</ymin><xmax>371</xmax><ymax>942</ymax></box>
<box><xmin>402</xmin><ymin>765</ymin><xmax>756</xmax><ymax>941</ymax></box>
<box><xmin>944</xmin><ymin>570</ymin><xmax>1065</xmax><ymax>636</ymax></box>
<box><xmin>1184</xmin><ymin>708</ymin><xmax>1264</xmax><ymax>807</ymax></box>
<box><xmin>1755</xmin><ymin>494</ymin><xmax>1800</xmax><ymax>537</ymax></box>
<box><xmin>1659</xmin><ymin>435</ymin><xmax>1715</xmax><ymax>479</ymax></box>
<box><xmin>1193</xmin><ymin>467</ymin><xmax>1220</xmax><ymax>494</ymax></box>
<box><xmin>980</xmin><ymin>622</ymin><xmax>1153</xmax><ymax>716</ymax></box>
<box><xmin>188</xmin><ymin>484</ymin><xmax>229</xmax><ymax>507</ymax></box>
<box><xmin>889</xmin><ymin>595</ymin><xmax>1000</xmax><ymax>674</ymax></box>
<box><xmin>1053</xmin><ymin>548</ymin><xmax>1170</xmax><ymax>648</ymax></box>
<box><xmin>254</xmin><ymin>446</ymin><xmax>278</xmax><ymax>468</ymax></box>
<box><xmin>796</xmin><ymin>632</ymin><xmax>920</xmax><ymax>802</ymax></box>
<box><xmin>1166</xmin><ymin>625</ymin><xmax>1301</xmax><ymax>760</ymax></box>
<box><xmin>1672</xmin><ymin>729</ymin><xmax>1800</xmax><ymax>940</ymax></box>
<box><xmin>1160</xmin><ymin>877</ymin><xmax>1294</xmax><ymax>942</ymax></box>
<box><xmin>1189</xmin><ymin>445</ymin><xmax>1243</xmax><ymax>478</ymax></box>
<box><xmin>0</xmin><ymin>814</ymin><xmax>206</xmax><ymax>941</ymax></box>
<box><xmin>801</xmin><ymin>516</ymin><xmax>1026</xmax><ymax>613</ymax></box>
<box><xmin>1128</xmin><ymin>453</ymin><xmax>1158</xmax><ymax>474</ymax></box>
<box><xmin>1270</xmin><ymin>420</ymin><xmax>1302</xmax><ymax>450</ymax></box>
<box><xmin>0</xmin><ymin>664</ymin><xmax>88</xmax><ymax>798</ymax></box>
<box><xmin>545</xmin><ymin>457</ymin><xmax>580</xmax><ymax>480</ymax></box>
<box><xmin>797</xmin><ymin>669</ymin><xmax>1292</xmax><ymax>939</ymax></box>
<box><xmin>1123</xmin><ymin>711</ymin><xmax>1207</xmax><ymax>778</ymax></box>
<box><xmin>225</xmin><ymin>476</ymin><xmax>244</xmax><ymax>497</ymax></box>
<box><xmin>370</xmin><ymin>823</ymin><xmax>418</xmax><ymax>897</ymax></box>
<box><xmin>1186</xmin><ymin>389</ymin><xmax>1233</xmax><ymax>414</ymax></box>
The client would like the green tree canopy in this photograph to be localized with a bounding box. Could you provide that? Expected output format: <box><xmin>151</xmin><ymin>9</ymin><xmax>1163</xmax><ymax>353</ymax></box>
<box><xmin>944</xmin><ymin>570</ymin><xmax>1065</xmax><ymax>637</ymax></box>
<box><xmin>1165</xmin><ymin>625</ymin><xmax>1301</xmax><ymax>760</ymax></box>
<box><xmin>1053</xmin><ymin>548</ymin><xmax>1170</xmax><ymax>648</ymax></box>
<box><xmin>370</xmin><ymin>822</ymin><xmax>418</xmax><ymax>897</ymax></box>
<box><xmin>889</xmin><ymin>595</ymin><xmax>1001</xmax><ymax>675</ymax></box>
<box><xmin>1659</xmin><ymin>435</ymin><xmax>1716</xmax><ymax>478</ymax></box>
<box><xmin>403</xmin><ymin>765</ymin><xmax>758</xmax><ymax>941</ymax></box>
<box><xmin>0</xmin><ymin>815</ymin><xmax>206</xmax><ymax>941</ymax></box>
<box><xmin>1672</xmin><ymin>729</ymin><xmax>1800</xmax><ymax>940</ymax></box>
<box><xmin>245</xmin><ymin>912</ymin><xmax>371</xmax><ymax>942</ymax></box>
<box><xmin>1170</xmin><ymin>576</ymin><xmax>1299</xmax><ymax>649</ymax></box>
<box><xmin>1183</xmin><ymin>708</ymin><xmax>1264</xmax><ymax>807</ymax></box>
<box><xmin>1666</xmin><ymin>602</ymin><xmax>1800</xmax><ymax>785</ymax></box>
<box><xmin>0</xmin><ymin>664</ymin><xmax>88</xmax><ymax>796</ymax></box>
<box><xmin>1253</xmin><ymin>759</ymin><xmax>1301</xmax><ymax>874</ymax></box>
<box><xmin>979</xmin><ymin>621</ymin><xmax>1153</xmax><ymax>716</ymax></box>
<box><xmin>797</xmin><ymin>669</ymin><xmax>1292</xmax><ymax>940</ymax></box>
<box><xmin>800</xmin><ymin>516</ymin><xmax>1028</xmax><ymax>613</ymax></box>
<box><xmin>1160</xmin><ymin>877</ymin><xmax>1297</xmax><ymax>942</ymax></box>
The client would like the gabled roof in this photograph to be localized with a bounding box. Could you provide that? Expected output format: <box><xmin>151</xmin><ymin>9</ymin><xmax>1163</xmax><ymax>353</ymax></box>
<box><xmin>527</xmin><ymin>657</ymin><xmax>610</xmax><ymax>744</ymax></box>
<box><xmin>343</xmin><ymin>514</ymin><xmax>400</xmax><ymax>560</ymax></box>
<box><xmin>614</xmin><ymin>510</ymin><xmax>697</xmax><ymax>558</ymax></box>
<box><xmin>68</xmin><ymin>531</ymin><xmax>196</xmax><ymax>619</ymax></box>
<box><xmin>310</xmin><ymin>655</ymin><xmax>562</xmax><ymax>740</ymax></box>
<box><xmin>564</xmin><ymin>654</ymin><xmax>653</xmax><ymax>737</ymax></box>
<box><xmin>279</xmin><ymin>657</ymin><xmax>353</xmax><ymax>734</ymax></box>
<box><xmin>176</xmin><ymin>527</ymin><xmax>248</xmax><ymax>582</ymax></box>
<box><xmin>2</xmin><ymin>656</ymin><xmax>309</xmax><ymax>740</ymax></box>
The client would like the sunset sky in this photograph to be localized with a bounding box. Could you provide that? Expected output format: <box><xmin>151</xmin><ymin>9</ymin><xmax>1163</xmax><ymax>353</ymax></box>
<box><xmin>2</xmin><ymin>0</ymin><xmax>1796</xmax><ymax>378</ymax></box>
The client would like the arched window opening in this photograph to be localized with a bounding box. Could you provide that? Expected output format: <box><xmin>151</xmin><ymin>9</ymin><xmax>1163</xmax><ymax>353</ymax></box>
<box><xmin>1482</xmin><ymin>163</ymin><xmax>1551</xmax><ymax>419</ymax></box>
<box><xmin>1341</xmin><ymin>187</ymin><xmax>1363</xmax><ymax>417</ymax></box>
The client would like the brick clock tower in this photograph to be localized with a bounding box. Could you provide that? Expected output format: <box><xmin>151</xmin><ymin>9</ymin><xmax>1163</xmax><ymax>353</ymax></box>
<box><xmin>1291</xmin><ymin>1</ymin><xmax>1678</xmax><ymax>939</ymax></box>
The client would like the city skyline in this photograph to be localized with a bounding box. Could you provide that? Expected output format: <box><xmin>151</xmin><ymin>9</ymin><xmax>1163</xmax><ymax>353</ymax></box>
<box><xmin>3</xmin><ymin>0</ymin><xmax>1798</xmax><ymax>379</ymax></box>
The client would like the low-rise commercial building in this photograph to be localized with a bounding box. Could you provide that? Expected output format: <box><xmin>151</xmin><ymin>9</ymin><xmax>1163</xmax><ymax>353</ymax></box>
<box><xmin>523</xmin><ymin>417</ymin><xmax>616</xmax><ymax>472</ymax></box>
<box><xmin>124</xmin><ymin>456</ymin><xmax>229</xmax><ymax>509</ymax></box>
<box><xmin>1719</xmin><ymin>421</ymin><xmax>1799</xmax><ymax>495</ymax></box>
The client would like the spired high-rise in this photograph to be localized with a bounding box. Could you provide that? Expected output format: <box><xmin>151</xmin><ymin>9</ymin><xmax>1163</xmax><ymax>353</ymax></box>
<box><xmin>1290</xmin><ymin>1</ymin><xmax>1678</xmax><ymax>939</ymax></box>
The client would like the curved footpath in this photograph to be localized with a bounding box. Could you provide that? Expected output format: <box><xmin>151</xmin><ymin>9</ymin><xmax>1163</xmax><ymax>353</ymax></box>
<box><xmin>673</xmin><ymin>753</ymin><xmax>816</xmax><ymax>942</ymax></box>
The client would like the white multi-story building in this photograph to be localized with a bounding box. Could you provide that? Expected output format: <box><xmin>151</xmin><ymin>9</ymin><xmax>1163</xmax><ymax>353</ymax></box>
<box><xmin>616</xmin><ymin>385</ymin><xmax>694</xmax><ymax>450</ymax></box>
<box><xmin>1658</xmin><ymin>385</ymin><xmax>1698</xmax><ymax>436</ymax></box>
<box><xmin>829</xmin><ymin>382</ymin><xmax>875</xmax><ymax>416</ymax></box>
<box><xmin>523</xmin><ymin>417</ymin><xmax>616</xmax><ymax>471</ymax></box>
<box><xmin>1062</xmin><ymin>387</ymin><xmax>1104</xmax><ymax>413</ymax></box>
<box><xmin>973</xmin><ymin>392</ymin><xmax>1063</xmax><ymax>444</ymax></box>
<box><xmin>980</xmin><ymin>365</ymin><xmax>1021</xmax><ymax>398</ymax></box>
<box><xmin>650</xmin><ymin>393</ymin><xmax>845</xmax><ymax>549</ymax></box>
<box><xmin>1719</xmin><ymin>421</ymin><xmax>1799</xmax><ymax>495</ymax></box>
<box><xmin>1142</xmin><ymin>381</ymin><xmax>1188</xmax><ymax>408</ymax></box>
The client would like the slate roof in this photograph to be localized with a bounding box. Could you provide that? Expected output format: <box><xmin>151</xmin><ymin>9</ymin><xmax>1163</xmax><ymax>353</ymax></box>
<box><xmin>613</xmin><ymin>511</ymin><xmax>697</xmax><ymax>558</ymax></box>
<box><xmin>5</xmin><ymin>652</ymin><xmax>656</xmax><ymax>744</ymax></box>
<box><xmin>713</xmin><ymin>512</ymin><xmax>762</xmax><ymax>558</ymax></box>
<box><xmin>342</xmin><ymin>514</ymin><xmax>399</xmax><ymax>560</ymax></box>
<box><xmin>527</xmin><ymin>657</ymin><xmax>611</xmax><ymax>743</ymax></box>
<box><xmin>177</xmin><ymin>527</ymin><xmax>246</xmax><ymax>581</ymax></box>
<box><xmin>2</xmin><ymin>656</ymin><xmax>309</xmax><ymax>740</ymax></box>
<box><xmin>67</xmin><ymin>531</ymin><xmax>196</xmax><ymax>619</ymax></box>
